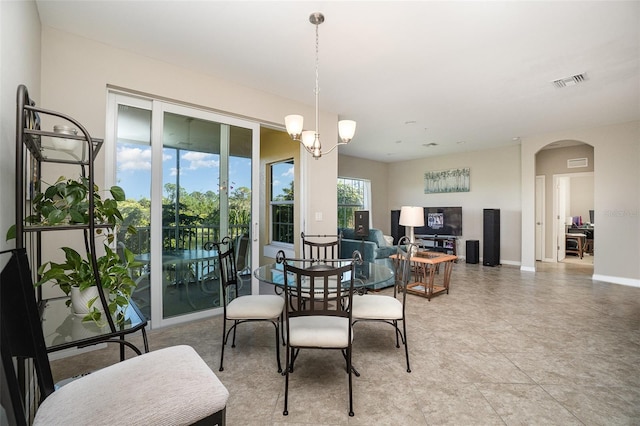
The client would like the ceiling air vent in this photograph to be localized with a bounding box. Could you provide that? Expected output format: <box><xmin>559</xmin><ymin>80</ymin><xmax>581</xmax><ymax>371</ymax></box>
<box><xmin>567</xmin><ymin>158</ymin><xmax>588</xmax><ymax>168</ymax></box>
<box><xmin>552</xmin><ymin>73</ymin><xmax>587</xmax><ymax>88</ymax></box>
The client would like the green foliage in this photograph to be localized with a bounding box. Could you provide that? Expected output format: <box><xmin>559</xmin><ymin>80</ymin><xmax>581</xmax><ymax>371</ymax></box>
<box><xmin>338</xmin><ymin>181</ymin><xmax>364</xmax><ymax>229</ymax></box>
<box><xmin>337</xmin><ymin>181</ymin><xmax>363</xmax><ymax>205</ymax></box>
<box><xmin>36</xmin><ymin>244</ymin><xmax>142</xmax><ymax>323</ymax></box>
<box><xmin>24</xmin><ymin>176</ymin><xmax>138</xmax><ymax>325</ymax></box>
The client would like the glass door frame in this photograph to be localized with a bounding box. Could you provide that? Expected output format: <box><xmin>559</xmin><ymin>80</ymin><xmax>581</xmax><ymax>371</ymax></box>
<box><xmin>106</xmin><ymin>90</ymin><xmax>260</xmax><ymax>329</ymax></box>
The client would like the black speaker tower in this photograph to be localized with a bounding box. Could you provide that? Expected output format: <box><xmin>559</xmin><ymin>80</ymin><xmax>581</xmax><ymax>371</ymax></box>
<box><xmin>483</xmin><ymin>209</ymin><xmax>500</xmax><ymax>266</ymax></box>
<box><xmin>354</xmin><ymin>211</ymin><xmax>369</xmax><ymax>237</ymax></box>
<box><xmin>390</xmin><ymin>210</ymin><xmax>405</xmax><ymax>245</ymax></box>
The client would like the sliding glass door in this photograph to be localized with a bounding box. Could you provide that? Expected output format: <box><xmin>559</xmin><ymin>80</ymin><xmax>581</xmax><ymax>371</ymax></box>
<box><xmin>107</xmin><ymin>93</ymin><xmax>258</xmax><ymax>328</ymax></box>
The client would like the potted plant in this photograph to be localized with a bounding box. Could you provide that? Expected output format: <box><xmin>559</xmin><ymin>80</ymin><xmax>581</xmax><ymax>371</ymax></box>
<box><xmin>7</xmin><ymin>176</ymin><xmax>140</xmax><ymax>324</ymax></box>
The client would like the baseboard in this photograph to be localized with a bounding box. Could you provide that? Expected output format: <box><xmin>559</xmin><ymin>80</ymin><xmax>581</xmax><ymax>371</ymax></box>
<box><xmin>592</xmin><ymin>274</ymin><xmax>640</xmax><ymax>288</ymax></box>
<box><xmin>263</xmin><ymin>244</ymin><xmax>294</xmax><ymax>259</ymax></box>
<box><xmin>520</xmin><ymin>265</ymin><xmax>536</xmax><ymax>272</ymax></box>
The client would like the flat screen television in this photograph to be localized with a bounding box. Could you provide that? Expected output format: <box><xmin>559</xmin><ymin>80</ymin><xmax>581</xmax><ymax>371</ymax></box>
<box><xmin>414</xmin><ymin>207</ymin><xmax>463</xmax><ymax>237</ymax></box>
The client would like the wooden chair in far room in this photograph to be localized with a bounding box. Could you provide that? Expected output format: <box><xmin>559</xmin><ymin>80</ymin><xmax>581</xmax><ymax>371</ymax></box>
<box><xmin>215</xmin><ymin>236</ymin><xmax>284</xmax><ymax>373</ymax></box>
<box><xmin>1</xmin><ymin>248</ymin><xmax>229</xmax><ymax>426</ymax></box>
<box><xmin>301</xmin><ymin>231</ymin><xmax>342</xmax><ymax>261</ymax></box>
<box><xmin>565</xmin><ymin>233</ymin><xmax>585</xmax><ymax>258</ymax></box>
<box><xmin>279</xmin><ymin>250</ymin><xmax>357</xmax><ymax>417</ymax></box>
<box><xmin>351</xmin><ymin>236</ymin><xmax>415</xmax><ymax>373</ymax></box>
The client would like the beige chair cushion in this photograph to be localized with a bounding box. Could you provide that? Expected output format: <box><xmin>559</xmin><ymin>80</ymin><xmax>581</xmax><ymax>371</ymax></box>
<box><xmin>33</xmin><ymin>345</ymin><xmax>228</xmax><ymax>426</ymax></box>
<box><xmin>289</xmin><ymin>316</ymin><xmax>352</xmax><ymax>348</ymax></box>
<box><xmin>352</xmin><ymin>294</ymin><xmax>403</xmax><ymax>320</ymax></box>
<box><xmin>226</xmin><ymin>294</ymin><xmax>284</xmax><ymax>320</ymax></box>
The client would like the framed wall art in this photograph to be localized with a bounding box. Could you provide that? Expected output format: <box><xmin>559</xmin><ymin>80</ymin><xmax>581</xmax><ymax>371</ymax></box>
<box><xmin>424</xmin><ymin>167</ymin><xmax>470</xmax><ymax>194</ymax></box>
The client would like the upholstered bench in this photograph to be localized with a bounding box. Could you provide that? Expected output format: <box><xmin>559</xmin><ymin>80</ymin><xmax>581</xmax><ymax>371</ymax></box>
<box><xmin>33</xmin><ymin>345</ymin><xmax>229</xmax><ymax>425</ymax></box>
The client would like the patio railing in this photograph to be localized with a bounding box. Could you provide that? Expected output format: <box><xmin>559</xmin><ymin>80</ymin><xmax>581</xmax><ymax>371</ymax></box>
<box><xmin>121</xmin><ymin>224</ymin><xmax>250</xmax><ymax>254</ymax></box>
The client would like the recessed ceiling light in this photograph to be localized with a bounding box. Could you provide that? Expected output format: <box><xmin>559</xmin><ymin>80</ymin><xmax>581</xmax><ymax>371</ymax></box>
<box><xmin>395</xmin><ymin>140</ymin><xmax>402</xmax><ymax>144</ymax></box>
<box><xmin>404</xmin><ymin>120</ymin><xmax>416</xmax><ymax>125</ymax></box>
<box><xmin>512</xmin><ymin>136</ymin><xmax>521</xmax><ymax>141</ymax></box>
<box><xmin>422</xmin><ymin>143</ymin><xmax>438</xmax><ymax>148</ymax></box>
<box><xmin>456</xmin><ymin>141</ymin><xmax>466</xmax><ymax>145</ymax></box>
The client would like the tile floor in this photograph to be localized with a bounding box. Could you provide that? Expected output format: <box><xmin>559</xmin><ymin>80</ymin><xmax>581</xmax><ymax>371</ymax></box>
<box><xmin>51</xmin><ymin>260</ymin><xmax>640</xmax><ymax>425</ymax></box>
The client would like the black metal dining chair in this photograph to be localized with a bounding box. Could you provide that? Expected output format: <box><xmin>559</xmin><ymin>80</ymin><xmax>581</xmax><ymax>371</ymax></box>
<box><xmin>216</xmin><ymin>236</ymin><xmax>284</xmax><ymax>373</ymax></box>
<box><xmin>279</xmin><ymin>250</ymin><xmax>357</xmax><ymax>417</ymax></box>
<box><xmin>301</xmin><ymin>231</ymin><xmax>342</xmax><ymax>261</ymax></box>
<box><xmin>351</xmin><ymin>236</ymin><xmax>415</xmax><ymax>372</ymax></box>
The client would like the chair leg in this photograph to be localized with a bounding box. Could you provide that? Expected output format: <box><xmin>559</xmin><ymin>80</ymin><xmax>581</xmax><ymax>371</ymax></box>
<box><xmin>341</xmin><ymin>349</ymin><xmax>360</xmax><ymax>377</ymax></box>
<box><xmin>402</xmin><ymin>319</ymin><xmax>411</xmax><ymax>373</ymax></box>
<box><xmin>219</xmin><ymin>318</ymin><xmax>227</xmax><ymax>371</ymax></box>
<box><xmin>289</xmin><ymin>348</ymin><xmax>299</xmax><ymax>373</ymax></box>
<box><xmin>273</xmin><ymin>320</ymin><xmax>282</xmax><ymax>373</ymax></box>
<box><xmin>394</xmin><ymin>319</ymin><xmax>401</xmax><ymax>348</ymax></box>
<box><xmin>283</xmin><ymin>346</ymin><xmax>291</xmax><ymax>415</ymax></box>
<box><xmin>347</xmin><ymin>346</ymin><xmax>354</xmax><ymax>417</ymax></box>
<box><xmin>231</xmin><ymin>320</ymin><xmax>238</xmax><ymax>348</ymax></box>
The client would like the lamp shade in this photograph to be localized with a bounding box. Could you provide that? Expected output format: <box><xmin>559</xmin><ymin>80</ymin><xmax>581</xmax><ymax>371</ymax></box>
<box><xmin>338</xmin><ymin>120</ymin><xmax>356</xmax><ymax>143</ymax></box>
<box><xmin>301</xmin><ymin>131</ymin><xmax>316</xmax><ymax>148</ymax></box>
<box><xmin>285</xmin><ymin>115</ymin><xmax>304</xmax><ymax>138</ymax></box>
<box><xmin>399</xmin><ymin>206</ymin><xmax>424</xmax><ymax>227</ymax></box>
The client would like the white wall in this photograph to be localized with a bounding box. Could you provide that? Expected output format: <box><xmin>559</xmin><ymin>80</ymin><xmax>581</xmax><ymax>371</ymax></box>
<box><xmin>570</xmin><ymin>175</ymin><xmax>594</xmax><ymax>222</ymax></box>
<box><xmin>387</xmin><ymin>144</ymin><xmax>522</xmax><ymax>265</ymax></box>
<box><xmin>522</xmin><ymin>120</ymin><xmax>640</xmax><ymax>285</ymax></box>
<box><xmin>0</xmin><ymin>1</ymin><xmax>41</xmax><ymax>258</ymax></box>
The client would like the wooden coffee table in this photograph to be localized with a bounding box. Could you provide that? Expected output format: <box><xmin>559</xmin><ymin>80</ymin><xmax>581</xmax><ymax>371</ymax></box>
<box><xmin>392</xmin><ymin>251</ymin><xmax>457</xmax><ymax>300</ymax></box>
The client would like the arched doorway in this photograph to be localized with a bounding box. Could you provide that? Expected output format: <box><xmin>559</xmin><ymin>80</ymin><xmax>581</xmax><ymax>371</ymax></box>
<box><xmin>534</xmin><ymin>140</ymin><xmax>594</xmax><ymax>269</ymax></box>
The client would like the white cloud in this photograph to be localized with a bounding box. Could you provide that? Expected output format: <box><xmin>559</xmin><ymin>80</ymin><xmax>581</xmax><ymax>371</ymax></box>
<box><xmin>282</xmin><ymin>166</ymin><xmax>294</xmax><ymax>177</ymax></box>
<box><xmin>117</xmin><ymin>146</ymin><xmax>151</xmax><ymax>171</ymax></box>
<box><xmin>181</xmin><ymin>151</ymin><xmax>219</xmax><ymax>170</ymax></box>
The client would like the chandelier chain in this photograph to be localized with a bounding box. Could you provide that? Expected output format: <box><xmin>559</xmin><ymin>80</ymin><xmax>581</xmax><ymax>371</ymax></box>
<box><xmin>283</xmin><ymin>12</ymin><xmax>356</xmax><ymax>159</ymax></box>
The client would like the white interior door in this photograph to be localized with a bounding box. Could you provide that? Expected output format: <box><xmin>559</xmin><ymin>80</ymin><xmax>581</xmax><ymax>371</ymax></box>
<box><xmin>535</xmin><ymin>175</ymin><xmax>545</xmax><ymax>261</ymax></box>
<box><xmin>554</xmin><ymin>176</ymin><xmax>570</xmax><ymax>261</ymax></box>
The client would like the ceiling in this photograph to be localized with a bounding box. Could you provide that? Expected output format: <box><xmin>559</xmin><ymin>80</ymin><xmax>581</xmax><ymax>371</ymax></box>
<box><xmin>35</xmin><ymin>1</ymin><xmax>639</xmax><ymax>163</ymax></box>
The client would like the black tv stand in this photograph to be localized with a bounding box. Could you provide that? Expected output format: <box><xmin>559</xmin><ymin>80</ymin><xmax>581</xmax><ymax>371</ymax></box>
<box><xmin>416</xmin><ymin>235</ymin><xmax>457</xmax><ymax>256</ymax></box>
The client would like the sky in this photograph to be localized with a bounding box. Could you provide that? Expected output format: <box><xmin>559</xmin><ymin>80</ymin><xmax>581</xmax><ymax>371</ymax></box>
<box><xmin>116</xmin><ymin>144</ymin><xmax>254</xmax><ymax>200</ymax></box>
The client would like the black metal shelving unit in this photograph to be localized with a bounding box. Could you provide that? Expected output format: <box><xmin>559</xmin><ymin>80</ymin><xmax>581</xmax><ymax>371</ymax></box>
<box><xmin>14</xmin><ymin>84</ymin><xmax>148</xmax><ymax>356</ymax></box>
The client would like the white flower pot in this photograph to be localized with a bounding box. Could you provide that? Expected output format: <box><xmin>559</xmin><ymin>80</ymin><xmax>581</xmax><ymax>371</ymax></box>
<box><xmin>70</xmin><ymin>286</ymin><xmax>106</xmax><ymax>316</ymax></box>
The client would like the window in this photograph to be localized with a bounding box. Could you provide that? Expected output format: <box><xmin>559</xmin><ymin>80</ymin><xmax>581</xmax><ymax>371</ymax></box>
<box><xmin>337</xmin><ymin>177</ymin><xmax>370</xmax><ymax>228</ymax></box>
<box><xmin>270</xmin><ymin>160</ymin><xmax>294</xmax><ymax>244</ymax></box>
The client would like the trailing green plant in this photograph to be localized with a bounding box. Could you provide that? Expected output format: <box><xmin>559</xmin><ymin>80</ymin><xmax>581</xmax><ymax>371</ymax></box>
<box><xmin>6</xmin><ymin>176</ymin><xmax>134</xmax><ymax>241</ymax></box>
<box><xmin>7</xmin><ymin>175</ymin><xmax>140</xmax><ymax>324</ymax></box>
<box><xmin>36</xmin><ymin>244</ymin><xmax>141</xmax><ymax>324</ymax></box>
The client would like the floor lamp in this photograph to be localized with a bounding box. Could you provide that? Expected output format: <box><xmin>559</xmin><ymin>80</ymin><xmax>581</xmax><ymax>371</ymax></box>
<box><xmin>399</xmin><ymin>206</ymin><xmax>424</xmax><ymax>248</ymax></box>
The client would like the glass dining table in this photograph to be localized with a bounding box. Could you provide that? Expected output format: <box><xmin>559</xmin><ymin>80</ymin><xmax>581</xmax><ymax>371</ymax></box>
<box><xmin>134</xmin><ymin>249</ymin><xmax>219</xmax><ymax>314</ymax></box>
<box><xmin>253</xmin><ymin>259</ymin><xmax>394</xmax><ymax>292</ymax></box>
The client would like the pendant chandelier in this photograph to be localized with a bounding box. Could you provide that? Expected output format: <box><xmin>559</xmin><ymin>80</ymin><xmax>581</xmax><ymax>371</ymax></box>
<box><xmin>285</xmin><ymin>12</ymin><xmax>356</xmax><ymax>159</ymax></box>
